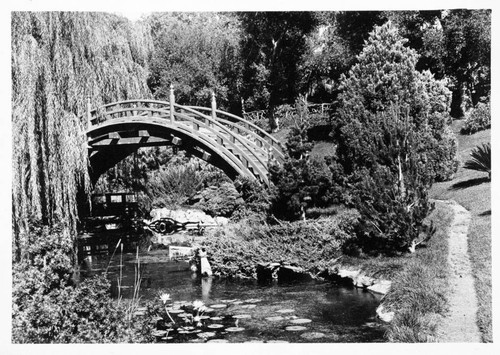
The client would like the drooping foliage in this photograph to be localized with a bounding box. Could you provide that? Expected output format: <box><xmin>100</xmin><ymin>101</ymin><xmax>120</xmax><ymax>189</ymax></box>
<box><xmin>12</xmin><ymin>12</ymin><xmax>152</xmax><ymax>260</ymax></box>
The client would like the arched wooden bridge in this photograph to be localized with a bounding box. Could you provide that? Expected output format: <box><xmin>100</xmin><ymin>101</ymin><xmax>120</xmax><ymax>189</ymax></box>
<box><xmin>85</xmin><ymin>90</ymin><xmax>285</xmax><ymax>186</ymax></box>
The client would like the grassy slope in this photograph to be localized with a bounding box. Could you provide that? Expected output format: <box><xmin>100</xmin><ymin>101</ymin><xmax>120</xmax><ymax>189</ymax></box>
<box><xmin>429</xmin><ymin>121</ymin><xmax>491</xmax><ymax>342</ymax></box>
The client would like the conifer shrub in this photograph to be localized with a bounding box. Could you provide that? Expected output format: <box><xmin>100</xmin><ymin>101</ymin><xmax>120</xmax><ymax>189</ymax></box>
<box><xmin>329</xmin><ymin>21</ymin><xmax>458</xmax><ymax>253</ymax></box>
<box><xmin>332</xmin><ymin>21</ymin><xmax>458</xmax><ymax>182</ymax></box>
<box><xmin>461</xmin><ymin>101</ymin><xmax>491</xmax><ymax>135</ymax></box>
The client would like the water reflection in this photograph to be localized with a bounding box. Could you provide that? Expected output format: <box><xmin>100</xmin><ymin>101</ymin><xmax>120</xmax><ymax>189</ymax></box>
<box><xmin>77</xmin><ymin>252</ymin><xmax>386</xmax><ymax>342</ymax></box>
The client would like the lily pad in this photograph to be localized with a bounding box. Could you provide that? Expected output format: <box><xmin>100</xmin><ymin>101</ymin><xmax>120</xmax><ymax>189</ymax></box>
<box><xmin>224</xmin><ymin>299</ymin><xmax>239</xmax><ymax>303</ymax></box>
<box><xmin>265</xmin><ymin>316</ymin><xmax>285</xmax><ymax>322</ymax></box>
<box><xmin>300</xmin><ymin>332</ymin><xmax>325</xmax><ymax>340</ymax></box>
<box><xmin>199</xmin><ymin>315</ymin><xmax>211</xmax><ymax>320</ymax></box>
<box><xmin>245</xmin><ymin>298</ymin><xmax>263</xmax><ymax>303</ymax></box>
<box><xmin>232</xmin><ymin>301</ymin><xmax>244</xmax><ymax>305</ymax></box>
<box><xmin>225</xmin><ymin>327</ymin><xmax>245</xmax><ymax>332</ymax></box>
<box><xmin>285</xmin><ymin>325</ymin><xmax>308</xmax><ymax>331</ymax></box>
<box><xmin>207</xmin><ymin>324</ymin><xmax>224</xmax><ymax>329</ymax></box>
<box><xmin>160</xmin><ymin>336</ymin><xmax>174</xmax><ymax>341</ymax></box>
<box><xmin>204</xmin><ymin>307</ymin><xmax>215</xmax><ymax>313</ymax></box>
<box><xmin>197</xmin><ymin>332</ymin><xmax>216</xmax><ymax>339</ymax></box>
<box><xmin>289</xmin><ymin>318</ymin><xmax>312</xmax><ymax>324</ymax></box>
<box><xmin>276</xmin><ymin>309</ymin><xmax>295</xmax><ymax>314</ymax></box>
<box><xmin>210</xmin><ymin>316</ymin><xmax>224</xmax><ymax>321</ymax></box>
<box><xmin>178</xmin><ymin>326</ymin><xmax>195</xmax><ymax>331</ymax></box>
<box><xmin>210</xmin><ymin>304</ymin><xmax>227</xmax><ymax>309</ymax></box>
<box><xmin>232</xmin><ymin>314</ymin><xmax>252</xmax><ymax>319</ymax></box>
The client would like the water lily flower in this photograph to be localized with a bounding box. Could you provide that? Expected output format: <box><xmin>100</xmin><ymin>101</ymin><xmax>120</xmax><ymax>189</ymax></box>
<box><xmin>193</xmin><ymin>315</ymin><xmax>201</xmax><ymax>322</ymax></box>
<box><xmin>193</xmin><ymin>300</ymin><xmax>204</xmax><ymax>310</ymax></box>
<box><xmin>159</xmin><ymin>293</ymin><xmax>171</xmax><ymax>304</ymax></box>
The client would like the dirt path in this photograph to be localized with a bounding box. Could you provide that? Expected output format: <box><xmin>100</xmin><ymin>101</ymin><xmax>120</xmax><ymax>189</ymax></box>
<box><xmin>436</xmin><ymin>200</ymin><xmax>481</xmax><ymax>342</ymax></box>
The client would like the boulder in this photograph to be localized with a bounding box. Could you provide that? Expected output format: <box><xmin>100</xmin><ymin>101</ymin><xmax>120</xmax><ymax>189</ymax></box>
<box><xmin>376</xmin><ymin>304</ymin><xmax>395</xmax><ymax>323</ymax></box>
<box><xmin>150</xmin><ymin>208</ymin><xmax>216</xmax><ymax>225</ymax></box>
<box><xmin>367</xmin><ymin>280</ymin><xmax>392</xmax><ymax>295</ymax></box>
<box><xmin>354</xmin><ymin>275</ymin><xmax>375</xmax><ymax>288</ymax></box>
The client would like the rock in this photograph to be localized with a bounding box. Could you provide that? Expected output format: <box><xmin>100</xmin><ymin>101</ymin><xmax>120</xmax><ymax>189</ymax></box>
<box><xmin>376</xmin><ymin>305</ymin><xmax>395</xmax><ymax>323</ymax></box>
<box><xmin>353</xmin><ymin>275</ymin><xmax>375</xmax><ymax>288</ymax></box>
<box><xmin>150</xmin><ymin>207</ymin><xmax>216</xmax><ymax>225</ymax></box>
<box><xmin>367</xmin><ymin>280</ymin><xmax>392</xmax><ymax>295</ymax></box>
<box><xmin>214</xmin><ymin>217</ymin><xmax>229</xmax><ymax>226</ymax></box>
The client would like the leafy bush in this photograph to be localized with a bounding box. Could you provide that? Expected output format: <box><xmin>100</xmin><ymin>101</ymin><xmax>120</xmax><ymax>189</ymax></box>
<box><xmin>464</xmin><ymin>142</ymin><xmax>491</xmax><ymax>179</ymax></box>
<box><xmin>12</xmin><ymin>221</ymin><xmax>151</xmax><ymax>343</ymax></box>
<box><xmin>233</xmin><ymin>176</ymin><xmax>271</xmax><ymax>218</ymax></box>
<box><xmin>203</xmin><ymin>209</ymin><xmax>360</xmax><ymax>278</ymax></box>
<box><xmin>461</xmin><ymin>101</ymin><xmax>491</xmax><ymax>135</ymax></box>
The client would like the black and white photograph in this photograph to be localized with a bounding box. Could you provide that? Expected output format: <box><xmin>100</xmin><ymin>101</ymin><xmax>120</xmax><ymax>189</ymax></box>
<box><xmin>3</xmin><ymin>0</ymin><xmax>497</xmax><ymax>352</ymax></box>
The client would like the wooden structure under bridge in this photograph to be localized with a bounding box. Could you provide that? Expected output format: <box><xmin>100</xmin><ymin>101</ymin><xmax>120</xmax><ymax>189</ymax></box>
<box><xmin>85</xmin><ymin>85</ymin><xmax>285</xmax><ymax>186</ymax></box>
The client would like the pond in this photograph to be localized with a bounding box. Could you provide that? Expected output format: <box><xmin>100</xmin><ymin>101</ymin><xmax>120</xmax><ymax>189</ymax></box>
<box><xmin>76</xmin><ymin>249</ymin><xmax>387</xmax><ymax>343</ymax></box>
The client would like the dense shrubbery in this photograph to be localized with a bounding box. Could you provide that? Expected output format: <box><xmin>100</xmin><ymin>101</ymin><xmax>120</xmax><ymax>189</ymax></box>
<box><xmin>12</xmin><ymin>222</ymin><xmax>151</xmax><ymax>343</ymax></box>
<box><xmin>460</xmin><ymin>101</ymin><xmax>491</xmax><ymax>135</ymax></box>
<box><xmin>203</xmin><ymin>209</ymin><xmax>360</xmax><ymax>278</ymax></box>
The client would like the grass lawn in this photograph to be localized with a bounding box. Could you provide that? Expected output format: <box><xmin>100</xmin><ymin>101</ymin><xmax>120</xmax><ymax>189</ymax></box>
<box><xmin>429</xmin><ymin>120</ymin><xmax>491</xmax><ymax>342</ymax></box>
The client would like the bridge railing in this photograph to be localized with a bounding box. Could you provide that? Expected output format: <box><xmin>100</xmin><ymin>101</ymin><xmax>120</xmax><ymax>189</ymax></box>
<box><xmin>86</xmin><ymin>100</ymin><xmax>272</xmax><ymax>184</ymax></box>
<box><xmin>182</xmin><ymin>106</ymin><xmax>285</xmax><ymax>163</ymax></box>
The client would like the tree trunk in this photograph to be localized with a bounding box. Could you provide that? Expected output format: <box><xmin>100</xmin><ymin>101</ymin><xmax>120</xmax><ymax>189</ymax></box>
<box><xmin>450</xmin><ymin>81</ymin><xmax>465</xmax><ymax>118</ymax></box>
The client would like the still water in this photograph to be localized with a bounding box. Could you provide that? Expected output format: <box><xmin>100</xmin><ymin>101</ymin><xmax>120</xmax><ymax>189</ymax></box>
<box><xmin>77</xmin><ymin>251</ymin><xmax>386</xmax><ymax>343</ymax></box>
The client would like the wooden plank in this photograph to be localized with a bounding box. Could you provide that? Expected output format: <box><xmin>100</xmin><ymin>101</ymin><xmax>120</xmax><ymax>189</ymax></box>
<box><xmin>91</xmin><ymin>136</ymin><xmax>170</xmax><ymax>147</ymax></box>
<box><xmin>138</xmin><ymin>130</ymin><xmax>150</xmax><ymax>137</ymax></box>
<box><xmin>172</xmin><ymin>136</ymin><xmax>182</xmax><ymax>146</ymax></box>
<box><xmin>109</xmin><ymin>132</ymin><xmax>120</xmax><ymax>139</ymax></box>
<box><xmin>202</xmin><ymin>151</ymin><xmax>211</xmax><ymax>161</ymax></box>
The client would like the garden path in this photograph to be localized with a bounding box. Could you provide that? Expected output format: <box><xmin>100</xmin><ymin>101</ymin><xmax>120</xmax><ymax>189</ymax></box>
<box><xmin>436</xmin><ymin>200</ymin><xmax>481</xmax><ymax>342</ymax></box>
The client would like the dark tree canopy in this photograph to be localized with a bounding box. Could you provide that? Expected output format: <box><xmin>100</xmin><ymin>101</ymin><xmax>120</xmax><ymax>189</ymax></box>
<box><xmin>238</xmin><ymin>12</ymin><xmax>318</xmax><ymax>113</ymax></box>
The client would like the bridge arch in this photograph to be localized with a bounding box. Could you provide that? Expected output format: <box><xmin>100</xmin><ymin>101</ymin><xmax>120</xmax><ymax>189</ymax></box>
<box><xmin>85</xmin><ymin>98</ymin><xmax>285</xmax><ymax>187</ymax></box>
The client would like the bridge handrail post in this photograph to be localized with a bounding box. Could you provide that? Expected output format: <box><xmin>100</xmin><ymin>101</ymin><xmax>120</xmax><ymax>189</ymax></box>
<box><xmin>170</xmin><ymin>84</ymin><xmax>175</xmax><ymax>123</ymax></box>
<box><xmin>211</xmin><ymin>90</ymin><xmax>217</xmax><ymax>122</ymax></box>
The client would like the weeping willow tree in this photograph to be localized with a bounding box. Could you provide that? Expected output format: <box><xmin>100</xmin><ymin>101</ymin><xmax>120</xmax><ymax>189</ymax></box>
<box><xmin>12</xmin><ymin>12</ymin><xmax>152</xmax><ymax>261</ymax></box>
